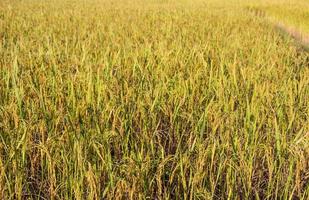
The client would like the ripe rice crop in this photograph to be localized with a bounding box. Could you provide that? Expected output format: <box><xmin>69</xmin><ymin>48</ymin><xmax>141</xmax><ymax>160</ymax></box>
<box><xmin>0</xmin><ymin>0</ymin><xmax>308</xmax><ymax>199</ymax></box>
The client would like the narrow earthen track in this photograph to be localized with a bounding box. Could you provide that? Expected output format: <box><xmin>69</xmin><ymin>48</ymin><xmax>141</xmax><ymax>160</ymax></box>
<box><xmin>275</xmin><ymin>23</ymin><xmax>309</xmax><ymax>51</ymax></box>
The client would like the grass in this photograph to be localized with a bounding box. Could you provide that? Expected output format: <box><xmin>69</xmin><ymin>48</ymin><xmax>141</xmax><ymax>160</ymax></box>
<box><xmin>0</xmin><ymin>0</ymin><xmax>309</xmax><ymax>199</ymax></box>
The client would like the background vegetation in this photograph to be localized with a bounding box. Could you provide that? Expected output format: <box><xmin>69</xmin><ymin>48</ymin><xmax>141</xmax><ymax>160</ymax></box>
<box><xmin>0</xmin><ymin>0</ymin><xmax>308</xmax><ymax>199</ymax></box>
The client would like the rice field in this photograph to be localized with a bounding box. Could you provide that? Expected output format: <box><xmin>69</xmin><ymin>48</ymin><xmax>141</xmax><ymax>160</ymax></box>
<box><xmin>0</xmin><ymin>0</ymin><xmax>309</xmax><ymax>199</ymax></box>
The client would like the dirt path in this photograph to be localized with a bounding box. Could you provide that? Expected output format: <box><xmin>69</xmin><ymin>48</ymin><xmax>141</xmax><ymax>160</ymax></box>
<box><xmin>275</xmin><ymin>23</ymin><xmax>309</xmax><ymax>51</ymax></box>
<box><xmin>246</xmin><ymin>6</ymin><xmax>309</xmax><ymax>51</ymax></box>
